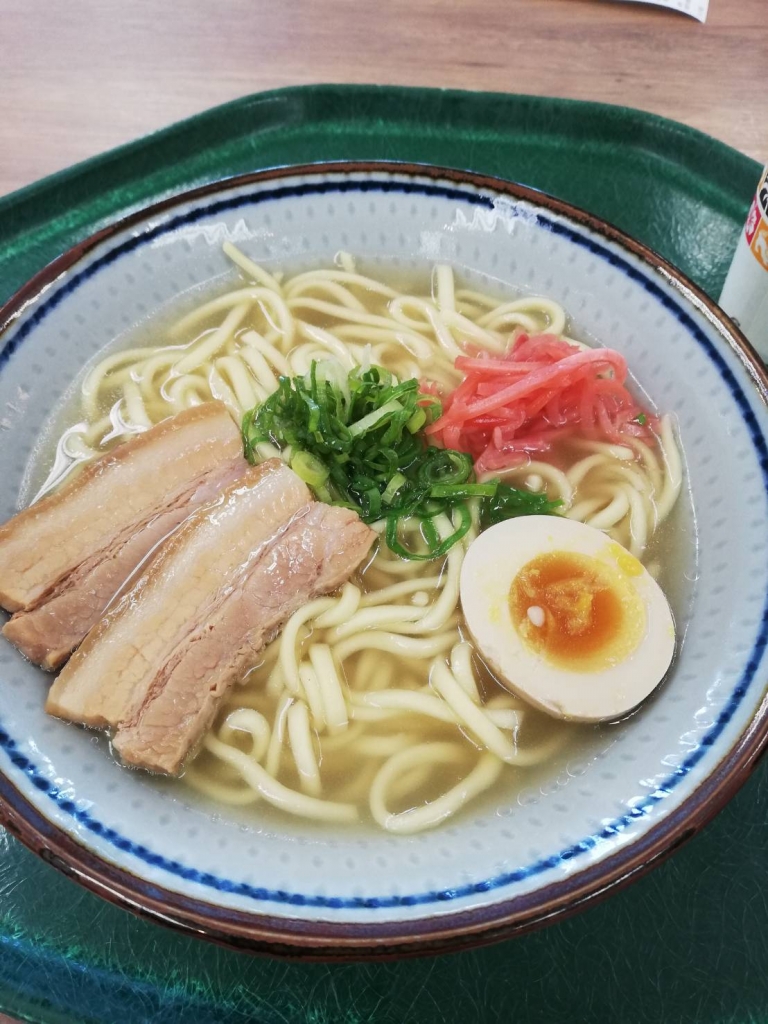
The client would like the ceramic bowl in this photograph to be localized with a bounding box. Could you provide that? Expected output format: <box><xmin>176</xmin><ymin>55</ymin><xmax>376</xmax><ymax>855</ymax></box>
<box><xmin>1</xmin><ymin>163</ymin><xmax>767</xmax><ymax>958</ymax></box>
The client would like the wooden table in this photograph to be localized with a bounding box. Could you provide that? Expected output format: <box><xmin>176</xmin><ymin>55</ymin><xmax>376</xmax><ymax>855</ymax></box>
<box><xmin>0</xmin><ymin>4</ymin><xmax>764</xmax><ymax>1022</ymax></box>
<box><xmin>1</xmin><ymin>0</ymin><xmax>766</xmax><ymax>199</ymax></box>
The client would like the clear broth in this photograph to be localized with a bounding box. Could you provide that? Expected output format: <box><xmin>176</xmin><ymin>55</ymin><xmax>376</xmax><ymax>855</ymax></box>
<box><xmin>25</xmin><ymin>259</ymin><xmax>698</xmax><ymax>834</ymax></box>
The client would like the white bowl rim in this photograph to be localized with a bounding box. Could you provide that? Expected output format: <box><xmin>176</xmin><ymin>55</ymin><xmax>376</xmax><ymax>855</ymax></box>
<box><xmin>1</xmin><ymin>160</ymin><xmax>767</xmax><ymax>958</ymax></box>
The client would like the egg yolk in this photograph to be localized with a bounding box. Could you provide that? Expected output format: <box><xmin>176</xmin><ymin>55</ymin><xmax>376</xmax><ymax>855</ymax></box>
<box><xmin>509</xmin><ymin>549</ymin><xmax>646</xmax><ymax>672</ymax></box>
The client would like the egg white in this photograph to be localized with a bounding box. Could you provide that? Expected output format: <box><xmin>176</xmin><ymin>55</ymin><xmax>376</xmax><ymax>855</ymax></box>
<box><xmin>459</xmin><ymin>516</ymin><xmax>676</xmax><ymax>723</ymax></box>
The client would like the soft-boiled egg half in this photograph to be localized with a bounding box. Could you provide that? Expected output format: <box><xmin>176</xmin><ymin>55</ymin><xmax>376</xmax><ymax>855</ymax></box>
<box><xmin>459</xmin><ymin>516</ymin><xmax>675</xmax><ymax>722</ymax></box>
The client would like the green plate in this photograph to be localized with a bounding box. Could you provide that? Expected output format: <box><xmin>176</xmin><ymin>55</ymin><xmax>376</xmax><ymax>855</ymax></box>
<box><xmin>0</xmin><ymin>85</ymin><xmax>763</xmax><ymax>1024</ymax></box>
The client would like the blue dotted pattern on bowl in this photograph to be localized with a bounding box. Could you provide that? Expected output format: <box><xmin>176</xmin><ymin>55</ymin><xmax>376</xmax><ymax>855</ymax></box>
<box><xmin>0</xmin><ymin>178</ymin><xmax>766</xmax><ymax>910</ymax></box>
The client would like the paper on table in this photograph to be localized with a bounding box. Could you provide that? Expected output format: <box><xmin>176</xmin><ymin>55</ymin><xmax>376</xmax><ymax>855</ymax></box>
<box><xmin>616</xmin><ymin>0</ymin><xmax>708</xmax><ymax>22</ymax></box>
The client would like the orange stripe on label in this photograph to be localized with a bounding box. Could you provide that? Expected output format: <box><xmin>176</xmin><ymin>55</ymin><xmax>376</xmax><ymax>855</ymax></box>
<box><xmin>750</xmin><ymin>222</ymin><xmax>768</xmax><ymax>272</ymax></box>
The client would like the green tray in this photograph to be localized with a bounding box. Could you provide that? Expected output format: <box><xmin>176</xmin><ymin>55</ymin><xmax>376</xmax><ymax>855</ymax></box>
<box><xmin>0</xmin><ymin>85</ymin><xmax>762</xmax><ymax>1024</ymax></box>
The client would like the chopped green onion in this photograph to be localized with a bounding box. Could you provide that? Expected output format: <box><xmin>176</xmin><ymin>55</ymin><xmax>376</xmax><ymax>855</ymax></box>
<box><xmin>481</xmin><ymin>483</ymin><xmax>562</xmax><ymax>528</ymax></box>
<box><xmin>416</xmin><ymin>449</ymin><xmax>473</xmax><ymax>487</ymax></box>
<box><xmin>635</xmin><ymin>413</ymin><xmax>647</xmax><ymax>426</ymax></box>
<box><xmin>241</xmin><ymin>360</ymin><xmax>560</xmax><ymax>559</ymax></box>
<box><xmin>381</xmin><ymin>472</ymin><xmax>407</xmax><ymax>504</ymax></box>
<box><xmin>290</xmin><ymin>450</ymin><xmax>330</xmax><ymax>488</ymax></box>
<box><xmin>430</xmin><ymin>482</ymin><xmax>498</xmax><ymax>500</ymax></box>
<box><xmin>385</xmin><ymin>505</ymin><xmax>473</xmax><ymax>561</ymax></box>
<box><xmin>421</xmin><ymin>515</ymin><xmax>441</xmax><ymax>551</ymax></box>
<box><xmin>348</xmin><ymin>398</ymin><xmax>404</xmax><ymax>438</ymax></box>
<box><xmin>406</xmin><ymin>408</ymin><xmax>427</xmax><ymax>434</ymax></box>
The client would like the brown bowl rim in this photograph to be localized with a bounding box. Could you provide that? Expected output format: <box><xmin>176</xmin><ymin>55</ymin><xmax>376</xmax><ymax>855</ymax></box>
<box><xmin>1</xmin><ymin>160</ymin><xmax>767</xmax><ymax>960</ymax></box>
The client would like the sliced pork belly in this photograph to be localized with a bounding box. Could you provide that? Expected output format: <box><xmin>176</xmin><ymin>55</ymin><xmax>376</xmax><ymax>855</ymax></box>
<box><xmin>4</xmin><ymin>458</ymin><xmax>245</xmax><ymax>670</ymax></box>
<box><xmin>0</xmin><ymin>402</ymin><xmax>242</xmax><ymax>669</ymax></box>
<box><xmin>112</xmin><ymin>503</ymin><xmax>375</xmax><ymax>774</ymax></box>
<box><xmin>46</xmin><ymin>459</ymin><xmax>312</xmax><ymax>730</ymax></box>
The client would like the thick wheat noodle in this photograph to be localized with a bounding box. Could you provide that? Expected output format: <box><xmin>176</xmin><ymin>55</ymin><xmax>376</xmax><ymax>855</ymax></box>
<box><xmin>78</xmin><ymin>415</ymin><xmax>114</xmax><ymax>447</ymax></box>
<box><xmin>319</xmin><ymin>722</ymin><xmax>365</xmax><ymax>752</ymax></box>
<box><xmin>167</xmin><ymin>287</ymin><xmax>281</xmax><ymax>340</ymax></box>
<box><xmin>122</xmin><ymin>380</ymin><xmax>152</xmax><ymax>428</ymax></box>
<box><xmin>296</xmin><ymin>321</ymin><xmax>357</xmax><ymax>368</ymax></box>
<box><xmin>291</xmin><ymin>279</ymin><xmax>369</xmax><ymax>311</ymax></box>
<box><xmin>364</xmin><ymin>552</ymin><xmax>439</xmax><ymax>577</ymax></box>
<box><xmin>222</xmin><ymin>241</ymin><xmax>283</xmax><ymax>292</ymax></box>
<box><xmin>349</xmin><ymin>686</ymin><xmax>523</xmax><ymax>734</ymax></box>
<box><xmin>418</xmin><ymin>557</ymin><xmax>462</xmax><ymax>632</ymax></box>
<box><xmin>434</xmin><ymin>263</ymin><xmax>455</xmax><ymax>312</ymax></box>
<box><xmin>332</xmin><ymin>323</ymin><xmax>438</xmax><ymax>361</ymax></box>
<box><xmin>376</xmin><ymin>614</ymin><xmax>460</xmax><ymax>637</ymax></box>
<box><xmin>264</xmin><ymin>693</ymin><xmax>293</xmax><ymax>777</ymax></box>
<box><xmin>308</xmin><ymin>644</ymin><xmax>349</xmax><ymax>733</ymax></box>
<box><xmin>656</xmin><ymin>414</ymin><xmax>683</xmax><ymax>522</ymax></box>
<box><xmin>369</xmin><ymin>744</ymin><xmax>503</xmax><ymax>835</ymax></box>
<box><xmin>63</xmin><ymin>250</ymin><xmax>683</xmax><ymax>834</ymax></box>
<box><xmin>174</xmin><ymin>303</ymin><xmax>250</xmax><ymax>374</ymax></box>
<box><xmin>476</xmin><ymin>298</ymin><xmax>567</xmax><ymax>335</ymax></box>
<box><xmin>350</xmin><ymin>689</ymin><xmax>462</xmax><ymax>725</ymax></box>
<box><xmin>570</xmin><ymin>438</ymin><xmax>635</xmax><ymax>460</ymax></box>
<box><xmin>237</xmin><ymin>345</ymin><xmax>282</xmax><ymax>394</ymax></box>
<box><xmin>627</xmin><ymin>436</ymin><xmax>664</xmax><ymax>495</ymax></box>
<box><xmin>163</xmin><ymin>373</ymin><xmax>210</xmax><ymax>411</ymax></box>
<box><xmin>219</xmin><ymin>708</ymin><xmax>271</xmax><ymax>763</ymax></box>
<box><xmin>289</xmin><ymin>344</ymin><xmax>348</xmax><ymax>376</ymax></box>
<box><xmin>478</xmin><ymin>310</ymin><xmax>541</xmax><ymax>333</ymax></box>
<box><xmin>214</xmin><ymin>355</ymin><xmax>262</xmax><ymax>410</ymax></box>
<box><xmin>454</xmin><ymin>287</ymin><xmax>499</xmax><ymax>311</ymax></box>
<box><xmin>347</xmin><ymin>704</ymin><xmax>408</xmax><ymax>723</ymax></box>
<box><xmin>611</xmin><ymin>462</ymin><xmax>650</xmax><ymax>492</ymax></box>
<box><xmin>206</xmin><ymin>364</ymin><xmax>240</xmax><ymax>416</ymax></box>
<box><xmin>326</xmin><ymin>605</ymin><xmax>426</xmax><ymax>642</ymax></box>
<box><xmin>449</xmin><ymin>642</ymin><xmax>482</xmax><ymax>703</ymax></box>
<box><xmin>264</xmin><ymin>658</ymin><xmax>287</xmax><ymax>698</ymax></box>
<box><xmin>430</xmin><ymin>659</ymin><xmax>519</xmax><ymax>762</ymax></box>
<box><xmin>358</xmin><ymin>576</ymin><xmax>442</xmax><ymax>607</ymax></box>
<box><xmin>448</xmin><ymin>310</ymin><xmax>508</xmax><ymax>350</ymax></box>
<box><xmin>313</xmin><ymin>583</ymin><xmax>362</xmax><ymax>627</ymax></box>
<box><xmin>498</xmin><ymin>729</ymin><xmax>570</xmax><ymax>767</ymax></box>
<box><xmin>622</xmin><ymin>481</ymin><xmax>649</xmax><ymax>558</ymax></box>
<box><xmin>587</xmin><ymin>490</ymin><xmax>631</xmax><ymax>530</ymax></box>
<box><xmin>286</xmin><ymin>295</ymin><xmax>414</xmax><ymax>333</ymax></box>
<box><xmin>425</xmin><ymin>304</ymin><xmax>465</xmax><ymax>361</ymax></box>
<box><xmin>284</xmin><ymin>268</ymin><xmax>400</xmax><ymax>301</ymax></box>
<box><xmin>567</xmin><ymin>453</ymin><xmax>624</xmax><ymax>488</ymax></box>
<box><xmin>332</xmin><ymin>630</ymin><xmax>457</xmax><ymax>662</ymax></box>
<box><xmin>203</xmin><ymin>734</ymin><xmax>357</xmax><ymax>823</ymax></box>
<box><xmin>298</xmin><ymin>663</ymin><xmax>326</xmax><ymax>732</ymax></box>
<box><xmin>566</xmin><ymin>496</ymin><xmax>609</xmax><ymax>521</ymax></box>
<box><xmin>387</xmin><ymin>295</ymin><xmax>444</xmax><ymax>333</ymax></box>
<box><xmin>287</xmin><ymin>702</ymin><xmax>322</xmax><ymax>796</ymax></box>
<box><xmin>278</xmin><ymin>597</ymin><xmax>336</xmax><ymax>693</ymax></box>
<box><xmin>239</xmin><ymin>329</ymin><xmax>291</xmax><ymax>374</ymax></box>
<box><xmin>486</xmin><ymin>708</ymin><xmax>522</xmax><ymax>731</ymax></box>
<box><xmin>137</xmin><ymin>351</ymin><xmax>187</xmax><ymax>401</ymax></box>
<box><xmin>80</xmin><ymin>347</ymin><xmax>157</xmax><ymax>418</ymax></box>
<box><xmin>184</xmin><ymin>767</ymin><xmax>261</xmax><ymax>806</ymax></box>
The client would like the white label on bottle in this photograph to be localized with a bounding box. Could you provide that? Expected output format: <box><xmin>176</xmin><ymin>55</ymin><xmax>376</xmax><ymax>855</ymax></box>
<box><xmin>615</xmin><ymin>0</ymin><xmax>708</xmax><ymax>22</ymax></box>
<box><xmin>720</xmin><ymin>168</ymin><xmax>768</xmax><ymax>358</ymax></box>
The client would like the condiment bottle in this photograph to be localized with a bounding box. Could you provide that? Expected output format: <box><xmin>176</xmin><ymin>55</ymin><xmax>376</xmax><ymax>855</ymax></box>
<box><xmin>719</xmin><ymin>166</ymin><xmax>768</xmax><ymax>358</ymax></box>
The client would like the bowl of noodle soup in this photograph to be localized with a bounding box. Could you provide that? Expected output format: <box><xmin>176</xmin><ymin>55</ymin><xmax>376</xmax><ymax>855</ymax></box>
<box><xmin>0</xmin><ymin>162</ymin><xmax>767</xmax><ymax>957</ymax></box>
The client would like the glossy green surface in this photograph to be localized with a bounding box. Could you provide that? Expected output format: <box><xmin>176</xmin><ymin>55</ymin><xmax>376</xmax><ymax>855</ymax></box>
<box><xmin>0</xmin><ymin>85</ymin><xmax>764</xmax><ymax>1024</ymax></box>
